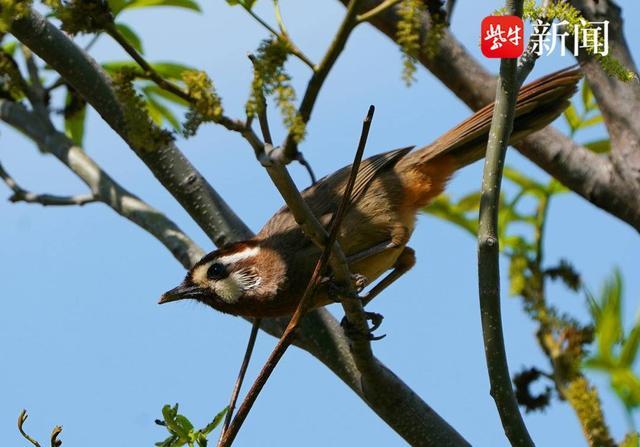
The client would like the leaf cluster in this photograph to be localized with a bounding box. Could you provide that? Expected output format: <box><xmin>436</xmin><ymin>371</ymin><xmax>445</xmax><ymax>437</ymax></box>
<box><xmin>586</xmin><ymin>271</ymin><xmax>640</xmax><ymax>414</ymax></box>
<box><xmin>156</xmin><ymin>403</ymin><xmax>227</xmax><ymax>447</ymax></box>
<box><xmin>247</xmin><ymin>37</ymin><xmax>305</xmax><ymax>143</ymax></box>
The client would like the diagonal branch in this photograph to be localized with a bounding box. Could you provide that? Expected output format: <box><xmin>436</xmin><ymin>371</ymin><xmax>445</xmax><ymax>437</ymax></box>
<box><xmin>0</xmin><ymin>99</ymin><xmax>203</xmax><ymax>268</ymax></box>
<box><xmin>219</xmin><ymin>105</ymin><xmax>378</xmax><ymax>447</ymax></box>
<box><xmin>11</xmin><ymin>9</ymin><xmax>251</xmax><ymax>248</ymax></box>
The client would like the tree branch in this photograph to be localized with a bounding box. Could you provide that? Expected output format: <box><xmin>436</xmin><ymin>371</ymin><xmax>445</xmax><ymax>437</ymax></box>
<box><xmin>477</xmin><ymin>2</ymin><xmax>534</xmax><ymax>446</ymax></box>
<box><xmin>0</xmin><ymin>161</ymin><xmax>97</xmax><ymax>206</ymax></box>
<box><xmin>0</xmin><ymin>99</ymin><xmax>203</xmax><ymax>267</ymax></box>
<box><xmin>337</xmin><ymin>0</ymin><xmax>640</xmax><ymax>232</ymax></box>
<box><xmin>11</xmin><ymin>10</ymin><xmax>251</xmax><ymax>248</ymax></box>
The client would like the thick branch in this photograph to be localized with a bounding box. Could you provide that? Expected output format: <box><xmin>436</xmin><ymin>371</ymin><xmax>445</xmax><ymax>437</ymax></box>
<box><xmin>11</xmin><ymin>10</ymin><xmax>251</xmax><ymax>248</ymax></box>
<box><xmin>0</xmin><ymin>99</ymin><xmax>203</xmax><ymax>267</ymax></box>
<box><xmin>567</xmin><ymin>0</ymin><xmax>640</xmax><ymax>202</ymax></box>
<box><xmin>337</xmin><ymin>0</ymin><xmax>640</xmax><ymax>232</ymax></box>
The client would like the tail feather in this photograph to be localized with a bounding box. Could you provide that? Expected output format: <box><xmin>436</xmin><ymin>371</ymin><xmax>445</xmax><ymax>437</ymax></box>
<box><xmin>406</xmin><ymin>67</ymin><xmax>582</xmax><ymax>170</ymax></box>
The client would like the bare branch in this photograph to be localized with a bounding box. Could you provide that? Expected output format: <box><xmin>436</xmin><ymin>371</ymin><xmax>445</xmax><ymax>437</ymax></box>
<box><xmin>0</xmin><ymin>99</ymin><xmax>203</xmax><ymax>268</ymax></box>
<box><xmin>218</xmin><ymin>318</ymin><xmax>260</xmax><ymax>444</ymax></box>
<box><xmin>17</xmin><ymin>410</ymin><xmax>42</xmax><ymax>447</ymax></box>
<box><xmin>0</xmin><ymin>160</ymin><xmax>95</xmax><ymax>206</ymax></box>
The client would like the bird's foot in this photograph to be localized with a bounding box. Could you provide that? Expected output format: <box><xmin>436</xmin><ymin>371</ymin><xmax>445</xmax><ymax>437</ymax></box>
<box><xmin>341</xmin><ymin>311</ymin><xmax>386</xmax><ymax>341</ymax></box>
<box><xmin>322</xmin><ymin>273</ymin><xmax>368</xmax><ymax>303</ymax></box>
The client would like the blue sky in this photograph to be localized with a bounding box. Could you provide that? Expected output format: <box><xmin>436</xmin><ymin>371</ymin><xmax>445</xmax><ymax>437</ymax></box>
<box><xmin>2</xmin><ymin>1</ymin><xmax>639</xmax><ymax>446</ymax></box>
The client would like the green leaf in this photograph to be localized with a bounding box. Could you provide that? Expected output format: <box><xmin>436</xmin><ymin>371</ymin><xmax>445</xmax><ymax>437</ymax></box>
<box><xmin>563</xmin><ymin>104</ymin><xmax>581</xmax><ymax>132</ymax></box>
<box><xmin>2</xmin><ymin>40</ymin><xmax>17</xmax><ymax>56</ymax></box>
<box><xmin>584</xmin><ymin>139</ymin><xmax>611</xmax><ymax>154</ymax></box>
<box><xmin>612</xmin><ymin>369</ymin><xmax>640</xmax><ymax>408</ymax></box>
<box><xmin>150</xmin><ymin>62</ymin><xmax>195</xmax><ymax>80</ymax></box>
<box><xmin>546</xmin><ymin>179</ymin><xmax>569</xmax><ymax>195</ymax></box>
<box><xmin>64</xmin><ymin>89</ymin><xmax>87</xmax><ymax>146</ymax></box>
<box><xmin>144</xmin><ymin>84</ymin><xmax>190</xmax><ymax>106</ymax></box>
<box><xmin>503</xmin><ymin>167</ymin><xmax>545</xmax><ymax>195</ymax></box>
<box><xmin>621</xmin><ymin>432</ymin><xmax>640</xmax><ymax>447</ymax></box>
<box><xmin>581</xmin><ymin>81</ymin><xmax>597</xmax><ymax>112</ymax></box>
<box><xmin>578</xmin><ymin>114</ymin><xmax>603</xmax><ymax>129</ymax></box>
<box><xmin>424</xmin><ymin>196</ymin><xmax>477</xmax><ymax>236</ymax></box>
<box><xmin>145</xmin><ymin>88</ymin><xmax>181</xmax><ymax>130</ymax></box>
<box><xmin>120</xmin><ymin>0</ymin><xmax>201</xmax><ymax>13</ymax></box>
<box><xmin>201</xmin><ymin>407</ymin><xmax>228</xmax><ymax>435</ymax></box>
<box><xmin>620</xmin><ymin>321</ymin><xmax>640</xmax><ymax>368</ymax></box>
<box><xmin>115</xmin><ymin>22</ymin><xmax>144</xmax><ymax>54</ymax></box>
<box><xmin>226</xmin><ymin>0</ymin><xmax>257</xmax><ymax>9</ymax></box>
<box><xmin>162</xmin><ymin>403</ymin><xmax>179</xmax><ymax>425</ymax></box>
<box><xmin>456</xmin><ymin>191</ymin><xmax>481</xmax><ymax>212</ymax></box>
<box><xmin>594</xmin><ymin>270</ymin><xmax>624</xmax><ymax>364</ymax></box>
<box><xmin>102</xmin><ymin>61</ymin><xmax>194</xmax><ymax>80</ymax></box>
<box><xmin>173</xmin><ymin>415</ymin><xmax>194</xmax><ymax>438</ymax></box>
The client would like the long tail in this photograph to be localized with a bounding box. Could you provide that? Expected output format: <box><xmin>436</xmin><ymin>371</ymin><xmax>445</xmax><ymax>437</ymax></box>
<box><xmin>394</xmin><ymin>67</ymin><xmax>581</xmax><ymax>208</ymax></box>
<box><xmin>401</xmin><ymin>67</ymin><xmax>582</xmax><ymax>171</ymax></box>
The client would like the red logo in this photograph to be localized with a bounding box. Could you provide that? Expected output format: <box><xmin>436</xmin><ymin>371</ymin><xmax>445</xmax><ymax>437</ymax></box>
<box><xmin>481</xmin><ymin>16</ymin><xmax>524</xmax><ymax>58</ymax></box>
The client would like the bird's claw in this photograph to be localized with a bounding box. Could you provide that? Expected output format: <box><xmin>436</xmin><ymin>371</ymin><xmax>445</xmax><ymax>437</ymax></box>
<box><xmin>341</xmin><ymin>311</ymin><xmax>386</xmax><ymax>341</ymax></box>
<box><xmin>323</xmin><ymin>273</ymin><xmax>368</xmax><ymax>302</ymax></box>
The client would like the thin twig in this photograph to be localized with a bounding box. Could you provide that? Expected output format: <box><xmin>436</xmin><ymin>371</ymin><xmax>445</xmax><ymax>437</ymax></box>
<box><xmin>281</xmin><ymin>0</ymin><xmax>365</xmax><ymax>161</ymax></box>
<box><xmin>218</xmin><ymin>106</ymin><xmax>376</xmax><ymax>447</ymax></box>
<box><xmin>242</xmin><ymin>4</ymin><xmax>315</xmax><ymax>69</ymax></box>
<box><xmin>477</xmin><ymin>1</ymin><xmax>534</xmax><ymax>446</ymax></box>
<box><xmin>104</xmin><ymin>22</ymin><xmax>192</xmax><ymax>103</ymax></box>
<box><xmin>18</xmin><ymin>410</ymin><xmax>42</xmax><ymax>447</ymax></box>
<box><xmin>217</xmin><ymin>318</ymin><xmax>261</xmax><ymax>445</ymax></box>
<box><xmin>0</xmin><ymin>160</ymin><xmax>98</xmax><ymax>206</ymax></box>
<box><xmin>356</xmin><ymin>0</ymin><xmax>402</xmax><ymax>23</ymax></box>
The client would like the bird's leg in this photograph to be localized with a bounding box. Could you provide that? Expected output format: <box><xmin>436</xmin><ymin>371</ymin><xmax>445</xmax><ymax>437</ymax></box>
<box><xmin>361</xmin><ymin>246</ymin><xmax>416</xmax><ymax>306</ymax></box>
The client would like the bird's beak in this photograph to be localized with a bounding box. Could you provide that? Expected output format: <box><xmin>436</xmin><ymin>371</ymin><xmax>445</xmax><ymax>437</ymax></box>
<box><xmin>159</xmin><ymin>282</ymin><xmax>201</xmax><ymax>304</ymax></box>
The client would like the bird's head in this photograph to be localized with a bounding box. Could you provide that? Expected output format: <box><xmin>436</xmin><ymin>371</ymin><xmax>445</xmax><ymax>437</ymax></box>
<box><xmin>159</xmin><ymin>241</ymin><xmax>264</xmax><ymax>312</ymax></box>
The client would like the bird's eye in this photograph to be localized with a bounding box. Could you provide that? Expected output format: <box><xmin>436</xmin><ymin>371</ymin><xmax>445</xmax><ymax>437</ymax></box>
<box><xmin>207</xmin><ymin>262</ymin><xmax>227</xmax><ymax>280</ymax></box>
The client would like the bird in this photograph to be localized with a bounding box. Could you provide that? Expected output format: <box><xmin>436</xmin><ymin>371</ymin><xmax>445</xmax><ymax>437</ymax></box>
<box><xmin>160</xmin><ymin>68</ymin><xmax>581</xmax><ymax>320</ymax></box>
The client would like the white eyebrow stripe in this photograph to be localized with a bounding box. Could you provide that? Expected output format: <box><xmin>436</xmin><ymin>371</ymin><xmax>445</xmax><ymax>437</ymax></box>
<box><xmin>217</xmin><ymin>246</ymin><xmax>260</xmax><ymax>265</ymax></box>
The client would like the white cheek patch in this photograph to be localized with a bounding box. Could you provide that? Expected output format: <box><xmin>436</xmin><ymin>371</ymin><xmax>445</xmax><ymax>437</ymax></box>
<box><xmin>217</xmin><ymin>246</ymin><xmax>260</xmax><ymax>265</ymax></box>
